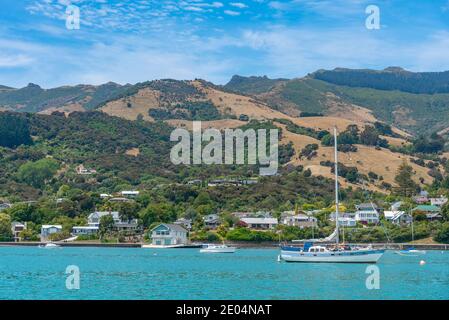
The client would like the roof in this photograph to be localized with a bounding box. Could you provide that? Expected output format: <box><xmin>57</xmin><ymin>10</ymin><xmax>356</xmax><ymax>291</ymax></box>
<box><xmin>41</xmin><ymin>225</ymin><xmax>62</xmax><ymax>229</ymax></box>
<box><xmin>88</xmin><ymin>211</ymin><xmax>120</xmax><ymax>219</ymax></box>
<box><xmin>241</xmin><ymin>217</ymin><xmax>278</xmax><ymax>224</ymax></box>
<box><xmin>151</xmin><ymin>223</ymin><xmax>188</xmax><ymax>233</ymax></box>
<box><xmin>356</xmin><ymin>203</ymin><xmax>379</xmax><ymax>209</ymax></box>
<box><xmin>413</xmin><ymin>205</ymin><xmax>440</xmax><ymax>212</ymax></box>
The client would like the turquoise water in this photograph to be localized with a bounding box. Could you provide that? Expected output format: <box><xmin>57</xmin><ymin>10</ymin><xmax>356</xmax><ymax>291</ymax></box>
<box><xmin>0</xmin><ymin>247</ymin><xmax>448</xmax><ymax>300</ymax></box>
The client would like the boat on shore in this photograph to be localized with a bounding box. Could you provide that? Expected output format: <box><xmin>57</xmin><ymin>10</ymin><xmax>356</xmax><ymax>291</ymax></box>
<box><xmin>38</xmin><ymin>243</ymin><xmax>61</xmax><ymax>249</ymax></box>
<box><xmin>280</xmin><ymin>127</ymin><xmax>385</xmax><ymax>263</ymax></box>
<box><xmin>200</xmin><ymin>244</ymin><xmax>236</xmax><ymax>253</ymax></box>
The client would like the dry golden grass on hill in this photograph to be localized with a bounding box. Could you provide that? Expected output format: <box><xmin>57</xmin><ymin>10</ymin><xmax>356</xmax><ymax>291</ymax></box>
<box><xmin>97</xmin><ymin>80</ymin><xmax>428</xmax><ymax>192</ymax></box>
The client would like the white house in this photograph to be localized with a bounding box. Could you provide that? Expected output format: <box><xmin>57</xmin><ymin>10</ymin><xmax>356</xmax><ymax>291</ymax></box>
<box><xmin>240</xmin><ymin>217</ymin><xmax>278</xmax><ymax>230</ymax></box>
<box><xmin>41</xmin><ymin>225</ymin><xmax>63</xmax><ymax>241</ymax></box>
<box><xmin>430</xmin><ymin>196</ymin><xmax>448</xmax><ymax>207</ymax></box>
<box><xmin>150</xmin><ymin>223</ymin><xmax>188</xmax><ymax>246</ymax></box>
<box><xmin>355</xmin><ymin>203</ymin><xmax>379</xmax><ymax>224</ymax></box>
<box><xmin>337</xmin><ymin>217</ymin><xmax>357</xmax><ymax>227</ymax></box>
<box><xmin>11</xmin><ymin>222</ymin><xmax>26</xmax><ymax>242</ymax></box>
<box><xmin>282</xmin><ymin>214</ymin><xmax>317</xmax><ymax>228</ymax></box>
<box><xmin>383</xmin><ymin>211</ymin><xmax>412</xmax><ymax>225</ymax></box>
<box><xmin>72</xmin><ymin>211</ymin><xmax>139</xmax><ymax>235</ymax></box>
<box><xmin>121</xmin><ymin>191</ymin><xmax>140</xmax><ymax>198</ymax></box>
<box><xmin>88</xmin><ymin>211</ymin><xmax>121</xmax><ymax>227</ymax></box>
<box><xmin>72</xmin><ymin>226</ymin><xmax>99</xmax><ymax>236</ymax></box>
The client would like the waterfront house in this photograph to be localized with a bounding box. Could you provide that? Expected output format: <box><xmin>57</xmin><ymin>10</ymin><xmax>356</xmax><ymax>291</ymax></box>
<box><xmin>412</xmin><ymin>205</ymin><xmax>442</xmax><ymax>220</ymax></box>
<box><xmin>174</xmin><ymin>218</ymin><xmax>192</xmax><ymax>230</ymax></box>
<box><xmin>88</xmin><ymin>211</ymin><xmax>121</xmax><ymax>226</ymax></box>
<box><xmin>150</xmin><ymin>223</ymin><xmax>188</xmax><ymax>246</ymax></box>
<box><xmin>240</xmin><ymin>217</ymin><xmax>278</xmax><ymax>230</ymax></box>
<box><xmin>430</xmin><ymin>196</ymin><xmax>448</xmax><ymax>207</ymax></box>
<box><xmin>121</xmin><ymin>191</ymin><xmax>140</xmax><ymax>198</ymax></box>
<box><xmin>383</xmin><ymin>211</ymin><xmax>412</xmax><ymax>225</ymax></box>
<box><xmin>72</xmin><ymin>226</ymin><xmax>99</xmax><ymax>236</ymax></box>
<box><xmin>203</xmin><ymin>214</ymin><xmax>221</xmax><ymax>229</ymax></box>
<box><xmin>11</xmin><ymin>222</ymin><xmax>26</xmax><ymax>242</ymax></box>
<box><xmin>355</xmin><ymin>203</ymin><xmax>379</xmax><ymax>224</ymax></box>
<box><xmin>281</xmin><ymin>214</ymin><xmax>317</xmax><ymax>229</ymax></box>
<box><xmin>41</xmin><ymin>225</ymin><xmax>62</xmax><ymax>241</ymax></box>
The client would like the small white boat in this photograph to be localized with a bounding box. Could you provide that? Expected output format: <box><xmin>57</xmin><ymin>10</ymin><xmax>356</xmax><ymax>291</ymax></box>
<box><xmin>39</xmin><ymin>243</ymin><xmax>61</xmax><ymax>249</ymax></box>
<box><xmin>200</xmin><ymin>244</ymin><xmax>236</xmax><ymax>253</ymax></box>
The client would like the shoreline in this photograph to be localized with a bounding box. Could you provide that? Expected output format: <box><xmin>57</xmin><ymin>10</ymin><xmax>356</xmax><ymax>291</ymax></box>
<box><xmin>0</xmin><ymin>241</ymin><xmax>448</xmax><ymax>250</ymax></box>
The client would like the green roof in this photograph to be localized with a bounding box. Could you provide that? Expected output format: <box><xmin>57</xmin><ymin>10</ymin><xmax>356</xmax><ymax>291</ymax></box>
<box><xmin>413</xmin><ymin>205</ymin><xmax>440</xmax><ymax>212</ymax></box>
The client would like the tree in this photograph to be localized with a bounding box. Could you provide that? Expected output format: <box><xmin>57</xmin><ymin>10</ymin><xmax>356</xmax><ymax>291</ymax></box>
<box><xmin>99</xmin><ymin>214</ymin><xmax>115</xmax><ymax>238</ymax></box>
<box><xmin>394</xmin><ymin>161</ymin><xmax>419</xmax><ymax>196</ymax></box>
<box><xmin>434</xmin><ymin>222</ymin><xmax>449</xmax><ymax>243</ymax></box>
<box><xmin>140</xmin><ymin>202</ymin><xmax>176</xmax><ymax>227</ymax></box>
<box><xmin>17</xmin><ymin>158</ymin><xmax>59</xmax><ymax>188</ymax></box>
<box><xmin>0</xmin><ymin>112</ymin><xmax>32</xmax><ymax>148</ymax></box>
<box><xmin>0</xmin><ymin>213</ymin><xmax>13</xmax><ymax>241</ymax></box>
<box><xmin>118</xmin><ymin>202</ymin><xmax>139</xmax><ymax>223</ymax></box>
<box><xmin>360</xmin><ymin>126</ymin><xmax>379</xmax><ymax>146</ymax></box>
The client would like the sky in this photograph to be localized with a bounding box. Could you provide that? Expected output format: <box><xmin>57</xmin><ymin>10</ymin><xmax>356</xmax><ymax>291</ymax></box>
<box><xmin>1</xmin><ymin>0</ymin><xmax>449</xmax><ymax>88</ymax></box>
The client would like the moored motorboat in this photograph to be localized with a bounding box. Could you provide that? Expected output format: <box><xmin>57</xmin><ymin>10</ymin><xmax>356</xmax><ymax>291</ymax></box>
<box><xmin>200</xmin><ymin>244</ymin><xmax>236</xmax><ymax>253</ymax></box>
<box><xmin>38</xmin><ymin>243</ymin><xmax>61</xmax><ymax>249</ymax></box>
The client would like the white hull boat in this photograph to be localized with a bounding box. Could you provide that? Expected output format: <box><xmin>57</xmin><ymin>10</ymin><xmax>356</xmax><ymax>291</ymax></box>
<box><xmin>279</xmin><ymin>127</ymin><xmax>385</xmax><ymax>264</ymax></box>
<box><xmin>280</xmin><ymin>245</ymin><xmax>384</xmax><ymax>263</ymax></box>
<box><xmin>395</xmin><ymin>248</ymin><xmax>426</xmax><ymax>256</ymax></box>
<box><xmin>200</xmin><ymin>244</ymin><xmax>236</xmax><ymax>253</ymax></box>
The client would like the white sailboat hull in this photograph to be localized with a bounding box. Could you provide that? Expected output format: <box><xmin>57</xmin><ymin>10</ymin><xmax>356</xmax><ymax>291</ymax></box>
<box><xmin>280</xmin><ymin>249</ymin><xmax>384</xmax><ymax>263</ymax></box>
<box><xmin>200</xmin><ymin>246</ymin><xmax>236</xmax><ymax>253</ymax></box>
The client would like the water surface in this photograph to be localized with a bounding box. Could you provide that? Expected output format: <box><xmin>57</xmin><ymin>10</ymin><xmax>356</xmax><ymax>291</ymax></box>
<box><xmin>0</xmin><ymin>247</ymin><xmax>447</xmax><ymax>300</ymax></box>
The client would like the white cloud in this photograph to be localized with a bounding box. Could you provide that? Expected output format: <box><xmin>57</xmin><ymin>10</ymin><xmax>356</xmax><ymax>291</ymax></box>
<box><xmin>0</xmin><ymin>54</ymin><xmax>34</xmax><ymax>67</ymax></box>
<box><xmin>224</xmin><ymin>10</ymin><xmax>241</xmax><ymax>16</ymax></box>
<box><xmin>230</xmin><ymin>2</ymin><xmax>248</xmax><ymax>9</ymax></box>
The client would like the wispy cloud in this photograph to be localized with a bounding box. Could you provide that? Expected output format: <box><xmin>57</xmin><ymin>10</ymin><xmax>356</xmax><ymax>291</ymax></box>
<box><xmin>230</xmin><ymin>2</ymin><xmax>248</xmax><ymax>9</ymax></box>
<box><xmin>224</xmin><ymin>10</ymin><xmax>241</xmax><ymax>16</ymax></box>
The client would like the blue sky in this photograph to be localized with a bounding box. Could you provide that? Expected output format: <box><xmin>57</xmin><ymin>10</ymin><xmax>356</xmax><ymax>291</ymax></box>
<box><xmin>1</xmin><ymin>0</ymin><xmax>449</xmax><ymax>88</ymax></box>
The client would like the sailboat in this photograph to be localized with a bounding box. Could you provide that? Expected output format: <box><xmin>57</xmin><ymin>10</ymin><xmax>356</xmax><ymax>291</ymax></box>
<box><xmin>395</xmin><ymin>211</ymin><xmax>426</xmax><ymax>256</ymax></box>
<box><xmin>279</xmin><ymin>128</ymin><xmax>385</xmax><ymax>263</ymax></box>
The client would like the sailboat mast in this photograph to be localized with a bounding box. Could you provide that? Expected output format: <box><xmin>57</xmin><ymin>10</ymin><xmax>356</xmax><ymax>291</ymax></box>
<box><xmin>334</xmin><ymin>127</ymin><xmax>340</xmax><ymax>245</ymax></box>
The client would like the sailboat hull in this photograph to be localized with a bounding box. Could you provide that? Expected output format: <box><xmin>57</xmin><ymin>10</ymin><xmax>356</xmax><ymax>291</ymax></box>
<box><xmin>280</xmin><ymin>249</ymin><xmax>385</xmax><ymax>263</ymax></box>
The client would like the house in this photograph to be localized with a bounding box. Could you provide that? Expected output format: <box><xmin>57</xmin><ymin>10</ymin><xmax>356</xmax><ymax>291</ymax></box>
<box><xmin>203</xmin><ymin>214</ymin><xmax>220</xmax><ymax>229</ymax></box>
<box><xmin>11</xmin><ymin>222</ymin><xmax>26</xmax><ymax>242</ymax></box>
<box><xmin>187</xmin><ymin>179</ymin><xmax>202</xmax><ymax>185</ymax></box>
<box><xmin>337</xmin><ymin>217</ymin><xmax>357</xmax><ymax>227</ymax></box>
<box><xmin>150</xmin><ymin>223</ymin><xmax>188</xmax><ymax>246</ymax></box>
<box><xmin>72</xmin><ymin>226</ymin><xmax>99</xmax><ymax>236</ymax></box>
<box><xmin>413</xmin><ymin>195</ymin><xmax>429</xmax><ymax>204</ymax></box>
<box><xmin>355</xmin><ymin>203</ymin><xmax>380</xmax><ymax>224</ymax></box>
<box><xmin>72</xmin><ymin>211</ymin><xmax>139</xmax><ymax>235</ymax></box>
<box><xmin>0</xmin><ymin>202</ymin><xmax>11</xmax><ymax>212</ymax></box>
<box><xmin>41</xmin><ymin>225</ymin><xmax>63</xmax><ymax>241</ymax></box>
<box><xmin>240</xmin><ymin>217</ymin><xmax>278</xmax><ymax>230</ymax></box>
<box><xmin>430</xmin><ymin>196</ymin><xmax>448</xmax><ymax>207</ymax></box>
<box><xmin>109</xmin><ymin>197</ymin><xmax>131</xmax><ymax>203</ymax></box>
<box><xmin>121</xmin><ymin>191</ymin><xmax>140</xmax><ymax>198</ymax></box>
<box><xmin>174</xmin><ymin>218</ymin><xmax>192</xmax><ymax>230</ymax></box>
<box><xmin>383</xmin><ymin>211</ymin><xmax>412</xmax><ymax>225</ymax></box>
<box><xmin>76</xmin><ymin>164</ymin><xmax>96</xmax><ymax>175</ymax></box>
<box><xmin>412</xmin><ymin>205</ymin><xmax>442</xmax><ymax>220</ymax></box>
<box><xmin>282</xmin><ymin>214</ymin><xmax>317</xmax><ymax>229</ymax></box>
<box><xmin>100</xmin><ymin>193</ymin><xmax>112</xmax><ymax>199</ymax></box>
